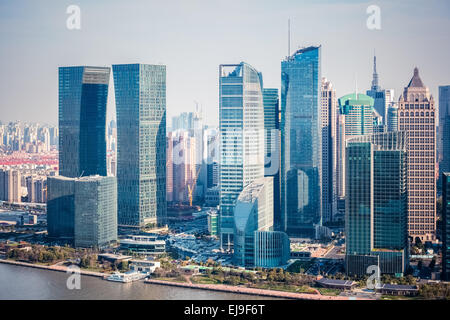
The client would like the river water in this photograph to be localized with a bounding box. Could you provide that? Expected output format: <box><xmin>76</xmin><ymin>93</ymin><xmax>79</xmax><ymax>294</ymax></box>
<box><xmin>0</xmin><ymin>263</ymin><xmax>274</xmax><ymax>300</ymax></box>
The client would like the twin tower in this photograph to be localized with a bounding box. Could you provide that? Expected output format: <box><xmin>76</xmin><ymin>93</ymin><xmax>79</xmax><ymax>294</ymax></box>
<box><xmin>48</xmin><ymin>64</ymin><xmax>167</xmax><ymax>246</ymax></box>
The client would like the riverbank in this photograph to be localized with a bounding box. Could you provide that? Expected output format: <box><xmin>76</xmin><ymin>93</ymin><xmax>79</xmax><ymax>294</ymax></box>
<box><xmin>146</xmin><ymin>278</ymin><xmax>360</xmax><ymax>300</ymax></box>
<box><xmin>0</xmin><ymin>259</ymin><xmax>106</xmax><ymax>279</ymax></box>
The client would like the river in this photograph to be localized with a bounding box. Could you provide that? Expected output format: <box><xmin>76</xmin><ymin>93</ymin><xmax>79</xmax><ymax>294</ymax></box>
<box><xmin>0</xmin><ymin>263</ymin><xmax>275</xmax><ymax>300</ymax></box>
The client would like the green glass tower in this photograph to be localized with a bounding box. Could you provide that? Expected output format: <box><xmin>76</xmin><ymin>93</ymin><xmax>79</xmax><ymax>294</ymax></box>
<box><xmin>345</xmin><ymin>132</ymin><xmax>408</xmax><ymax>276</ymax></box>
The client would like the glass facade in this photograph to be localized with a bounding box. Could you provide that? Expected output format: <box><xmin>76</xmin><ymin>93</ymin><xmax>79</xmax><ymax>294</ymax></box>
<box><xmin>113</xmin><ymin>64</ymin><xmax>167</xmax><ymax>228</ymax></box>
<box><xmin>233</xmin><ymin>177</ymin><xmax>290</xmax><ymax>268</ymax></box>
<box><xmin>58</xmin><ymin>66</ymin><xmax>110</xmax><ymax>178</ymax></box>
<box><xmin>281</xmin><ymin>46</ymin><xmax>321</xmax><ymax>237</ymax></box>
<box><xmin>439</xmin><ymin>86</ymin><xmax>450</xmax><ymax>175</ymax></box>
<box><xmin>442</xmin><ymin>173</ymin><xmax>450</xmax><ymax>280</ymax></box>
<box><xmin>263</xmin><ymin>88</ymin><xmax>281</xmax><ymax>231</ymax></box>
<box><xmin>47</xmin><ymin>176</ymin><xmax>76</xmax><ymax>240</ymax></box>
<box><xmin>219</xmin><ymin>62</ymin><xmax>265</xmax><ymax>248</ymax></box>
<box><xmin>74</xmin><ymin>176</ymin><xmax>118</xmax><ymax>248</ymax></box>
<box><xmin>345</xmin><ymin>132</ymin><xmax>408</xmax><ymax>276</ymax></box>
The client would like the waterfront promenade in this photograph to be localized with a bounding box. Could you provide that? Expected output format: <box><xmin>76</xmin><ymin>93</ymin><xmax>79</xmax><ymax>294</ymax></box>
<box><xmin>146</xmin><ymin>279</ymin><xmax>363</xmax><ymax>300</ymax></box>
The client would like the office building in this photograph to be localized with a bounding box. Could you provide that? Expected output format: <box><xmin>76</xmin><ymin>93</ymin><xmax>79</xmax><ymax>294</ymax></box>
<box><xmin>58</xmin><ymin>66</ymin><xmax>110</xmax><ymax>178</ymax></box>
<box><xmin>113</xmin><ymin>64</ymin><xmax>167</xmax><ymax>228</ymax></box>
<box><xmin>47</xmin><ymin>176</ymin><xmax>76</xmax><ymax>240</ymax></box>
<box><xmin>387</xmin><ymin>103</ymin><xmax>399</xmax><ymax>132</ymax></box>
<box><xmin>398</xmin><ymin>67</ymin><xmax>436</xmax><ymax>241</ymax></box>
<box><xmin>219</xmin><ymin>62</ymin><xmax>265</xmax><ymax>248</ymax></box>
<box><xmin>442</xmin><ymin>173</ymin><xmax>450</xmax><ymax>280</ymax></box>
<box><xmin>233</xmin><ymin>177</ymin><xmax>290</xmax><ymax>268</ymax></box>
<box><xmin>345</xmin><ymin>132</ymin><xmax>408</xmax><ymax>276</ymax></box>
<box><xmin>320</xmin><ymin>78</ymin><xmax>337</xmax><ymax>223</ymax></box>
<box><xmin>263</xmin><ymin>88</ymin><xmax>281</xmax><ymax>230</ymax></box>
<box><xmin>439</xmin><ymin>86</ymin><xmax>450</xmax><ymax>175</ymax></box>
<box><xmin>366</xmin><ymin>55</ymin><xmax>394</xmax><ymax>125</ymax></box>
<box><xmin>281</xmin><ymin>46</ymin><xmax>322</xmax><ymax>237</ymax></box>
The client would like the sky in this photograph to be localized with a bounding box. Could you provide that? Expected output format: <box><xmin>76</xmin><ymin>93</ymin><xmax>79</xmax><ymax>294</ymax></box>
<box><xmin>0</xmin><ymin>0</ymin><xmax>449</xmax><ymax>126</ymax></box>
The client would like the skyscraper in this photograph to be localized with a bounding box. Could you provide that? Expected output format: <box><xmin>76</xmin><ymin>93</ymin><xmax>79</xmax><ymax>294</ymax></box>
<box><xmin>219</xmin><ymin>62</ymin><xmax>265</xmax><ymax>248</ymax></box>
<box><xmin>442</xmin><ymin>172</ymin><xmax>450</xmax><ymax>280</ymax></box>
<box><xmin>58</xmin><ymin>66</ymin><xmax>110</xmax><ymax>178</ymax></box>
<box><xmin>336</xmin><ymin>93</ymin><xmax>374</xmax><ymax>202</ymax></box>
<box><xmin>113</xmin><ymin>64</ymin><xmax>167</xmax><ymax>228</ymax></box>
<box><xmin>439</xmin><ymin>86</ymin><xmax>450</xmax><ymax>175</ymax></box>
<box><xmin>320</xmin><ymin>78</ymin><xmax>337</xmax><ymax>223</ymax></box>
<box><xmin>281</xmin><ymin>46</ymin><xmax>322</xmax><ymax>237</ymax></box>
<box><xmin>345</xmin><ymin>132</ymin><xmax>409</xmax><ymax>276</ymax></box>
<box><xmin>366</xmin><ymin>55</ymin><xmax>394</xmax><ymax>125</ymax></box>
<box><xmin>263</xmin><ymin>88</ymin><xmax>281</xmax><ymax>230</ymax></box>
<box><xmin>398</xmin><ymin>67</ymin><xmax>436</xmax><ymax>242</ymax></box>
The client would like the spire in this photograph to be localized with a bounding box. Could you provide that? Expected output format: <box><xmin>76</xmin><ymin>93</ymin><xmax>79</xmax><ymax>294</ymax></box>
<box><xmin>371</xmin><ymin>53</ymin><xmax>379</xmax><ymax>91</ymax></box>
<box><xmin>407</xmin><ymin>67</ymin><xmax>424</xmax><ymax>88</ymax></box>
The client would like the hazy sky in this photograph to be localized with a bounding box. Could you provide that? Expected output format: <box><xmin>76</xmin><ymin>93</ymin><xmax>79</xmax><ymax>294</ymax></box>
<box><xmin>0</xmin><ymin>0</ymin><xmax>449</xmax><ymax>126</ymax></box>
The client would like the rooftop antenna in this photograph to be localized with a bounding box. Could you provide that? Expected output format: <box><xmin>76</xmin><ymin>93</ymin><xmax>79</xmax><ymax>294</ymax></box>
<box><xmin>288</xmin><ymin>18</ymin><xmax>291</xmax><ymax>57</ymax></box>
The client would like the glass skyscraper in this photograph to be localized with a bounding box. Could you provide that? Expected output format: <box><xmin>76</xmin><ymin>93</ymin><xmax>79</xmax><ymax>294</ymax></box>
<box><xmin>58</xmin><ymin>66</ymin><xmax>110</xmax><ymax>178</ymax></box>
<box><xmin>263</xmin><ymin>88</ymin><xmax>281</xmax><ymax>231</ymax></box>
<box><xmin>219</xmin><ymin>62</ymin><xmax>265</xmax><ymax>248</ymax></box>
<box><xmin>442</xmin><ymin>172</ymin><xmax>450</xmax><ymax>281</ymax></box>
<box><xmin>113</xmin><ymin>64</ymin><xmax>167</xmax><ymax>228</ymax></box>
<box><xmin>281</xmin><ymin>46</ymin><xmax>321</xmax><ymax>237</ymax></box>
<box><xmin>439</xmin><ymin>86</ymin><xmax>450</xmax><ymax>176</ymax></box>
<box><xmin>345</xmin><ymin>132</ymin><xmax>408</xmax><ymax>276</ymax></box>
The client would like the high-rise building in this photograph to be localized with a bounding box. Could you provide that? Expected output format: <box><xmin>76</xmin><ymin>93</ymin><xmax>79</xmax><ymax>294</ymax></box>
<box><xmin>233</xmin><ymin>177</ymin><xmax>290</xmax><ymax>268</ymax></box>
<box><xmin>58</xmin><ymin>66</ymin><xmax>110</xmax><ymax>178</ymax></box>
<box><xmin>320</xmin><ymin>78</ymin><xmax>337</xmax><ymax>223</ymax></box>
<box><xmin>281</xmin><ymin>46</ymin><xmax>322</xmax><ymax>237</ymax></box>
<box><xmin>398</xmin><ymin>67</ymin><xmax>436</xmax><ymax>241</ymax></box>
<box><xmin>336</xmin><ymin>93</ymin><xmax>374</xmax><ymax>213</ymax></box>
<box><xmin>442</xmin><ymin>172</ymin><xmax>450</xmax><ymax>280</ymax></box>
<box><xmin>219</xmin><ymin>62</ymin><xmax>265</xmax><ymax>248</ymax></box>
<box><xmin>1</xmin><ymin>169</ymin><xmax>21</xmax><ymax>203</ymax></box>
<box><xmin>263</xmin><ymin>88</ymin><xmax>281</xmax><ymax>231</ymax></box>
<box><xmin>387</xmin><ymin>103</ymin><xmax>399</xmax><ymax>132</ymax></box>
<box><xmin>366</xmin><ymin>55</ymin><xmax>394</xmax><ymax>125</ymax></box>
<box><xmin>113</xmin><ymin>64</ymin><xmax>167</xmax><ymax>228</ymax></box>
<box><xmin>166</xmin><ymin>132</ymin><xmax>174</xmax><ymax>202</ymax></box>
<box><xmin>345</xmin><ymin>132</ymin><xmax>409</xmax><ymax>276</ymax></box>
<box><xmin>74</xmin><ymin>176</ymin><xmax>117</xmax><ymax>248</ymax></box>
<box><xmin>439</xmin><ymin>86</ymin><xmax>450</xmax><ymax>175</ymax></box>
<box><xmin>172</xmin><ymin>130</ymin><xmax>196</xmax><ymax>203</ymax></box>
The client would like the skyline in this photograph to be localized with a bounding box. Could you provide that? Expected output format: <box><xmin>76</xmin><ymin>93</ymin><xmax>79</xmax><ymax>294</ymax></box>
<box><xmin>1</xmin><ymin>0</ymin><xmax>450</xmax><ymax>126</ymax></box>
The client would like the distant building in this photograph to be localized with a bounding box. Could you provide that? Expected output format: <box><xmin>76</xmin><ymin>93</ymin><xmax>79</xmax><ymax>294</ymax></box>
<box><xmin>205</xmin><ymin>186</ymin><xmax>219</xmax><ymax>207</ymax></box>
<box><xmin>233</xmin><ymin>177</ymin><xmax>290</xmax><ymax>268</ymax></box>
<box><xmin>387</xmin><ymin>103</ymin><xmax>399</xmax><ymax>132</ymax></box>
<box><xmin>281</xmin><ymin>46</ymin><xmax>322</xmax><ymax>238</ymax></box>
<box><xmin>366</xmin><ymin>55</ymin><xmax>394</xmax><ymax>125</ymax></box>
<box><xmin>398</xmin><ymin>67</ymin><xmax>436</xmax><ymax>242</ymax></box>
<box><xmin>320</xmin><ymin>78</ymin><xmax>337</xmax><ymax>224</ymax></box>
<box><xmin>439</xmin><ymin>86</ymin><xmax>450</xmax><ymax>175</ymax></box>
<box><xmin>207</xmin><ymin>210</ymin><xmax>219</xmax><ymax>236</ymax></box>
<box><xmin>442</xmin><ymin>172</ymin><xmax>450</xmax><ymax>281</ymax></box>
<box><xmin>345</xmin><ymin>132</ymin><xmax>409</xmax><ymax>276</ymax></box>
<box><xmin>337</xmin><ymin>92</ymin><xmax>374</xmax><ymax>203</ymax></box>
<box><xmin>113</xmin><ymin>64</ymin><xmax>167</xmax><ymax>228</ymax></box>
<box><xmin>74</xmin><ymin>176</ymin><xmax>117</xmax><ymax>248</ymax></box>
<box><xmin>263</xmin><ymin>88</ymin><xmax>281</xmax><ymax>230</ymax></box>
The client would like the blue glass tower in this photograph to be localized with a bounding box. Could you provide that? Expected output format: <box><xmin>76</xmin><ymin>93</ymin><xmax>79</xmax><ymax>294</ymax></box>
<box><xmin>113</xmin><ymin>64</ymin><xmax>167</xmax><ymax>228</ymax></box>
<box><xmin>58</xmin><ymin>66</ymin><xmax>110</xmax><ymax>178</ymax></box>
<box><xmin>281</xmin><ymin>46</ymin><xmax>322</xmax><ymax>237</ymax></box>
<box><xmin>219</xmin><ymin>62</ymin><xmax>265</xmax><ymax>248</ymax></box>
